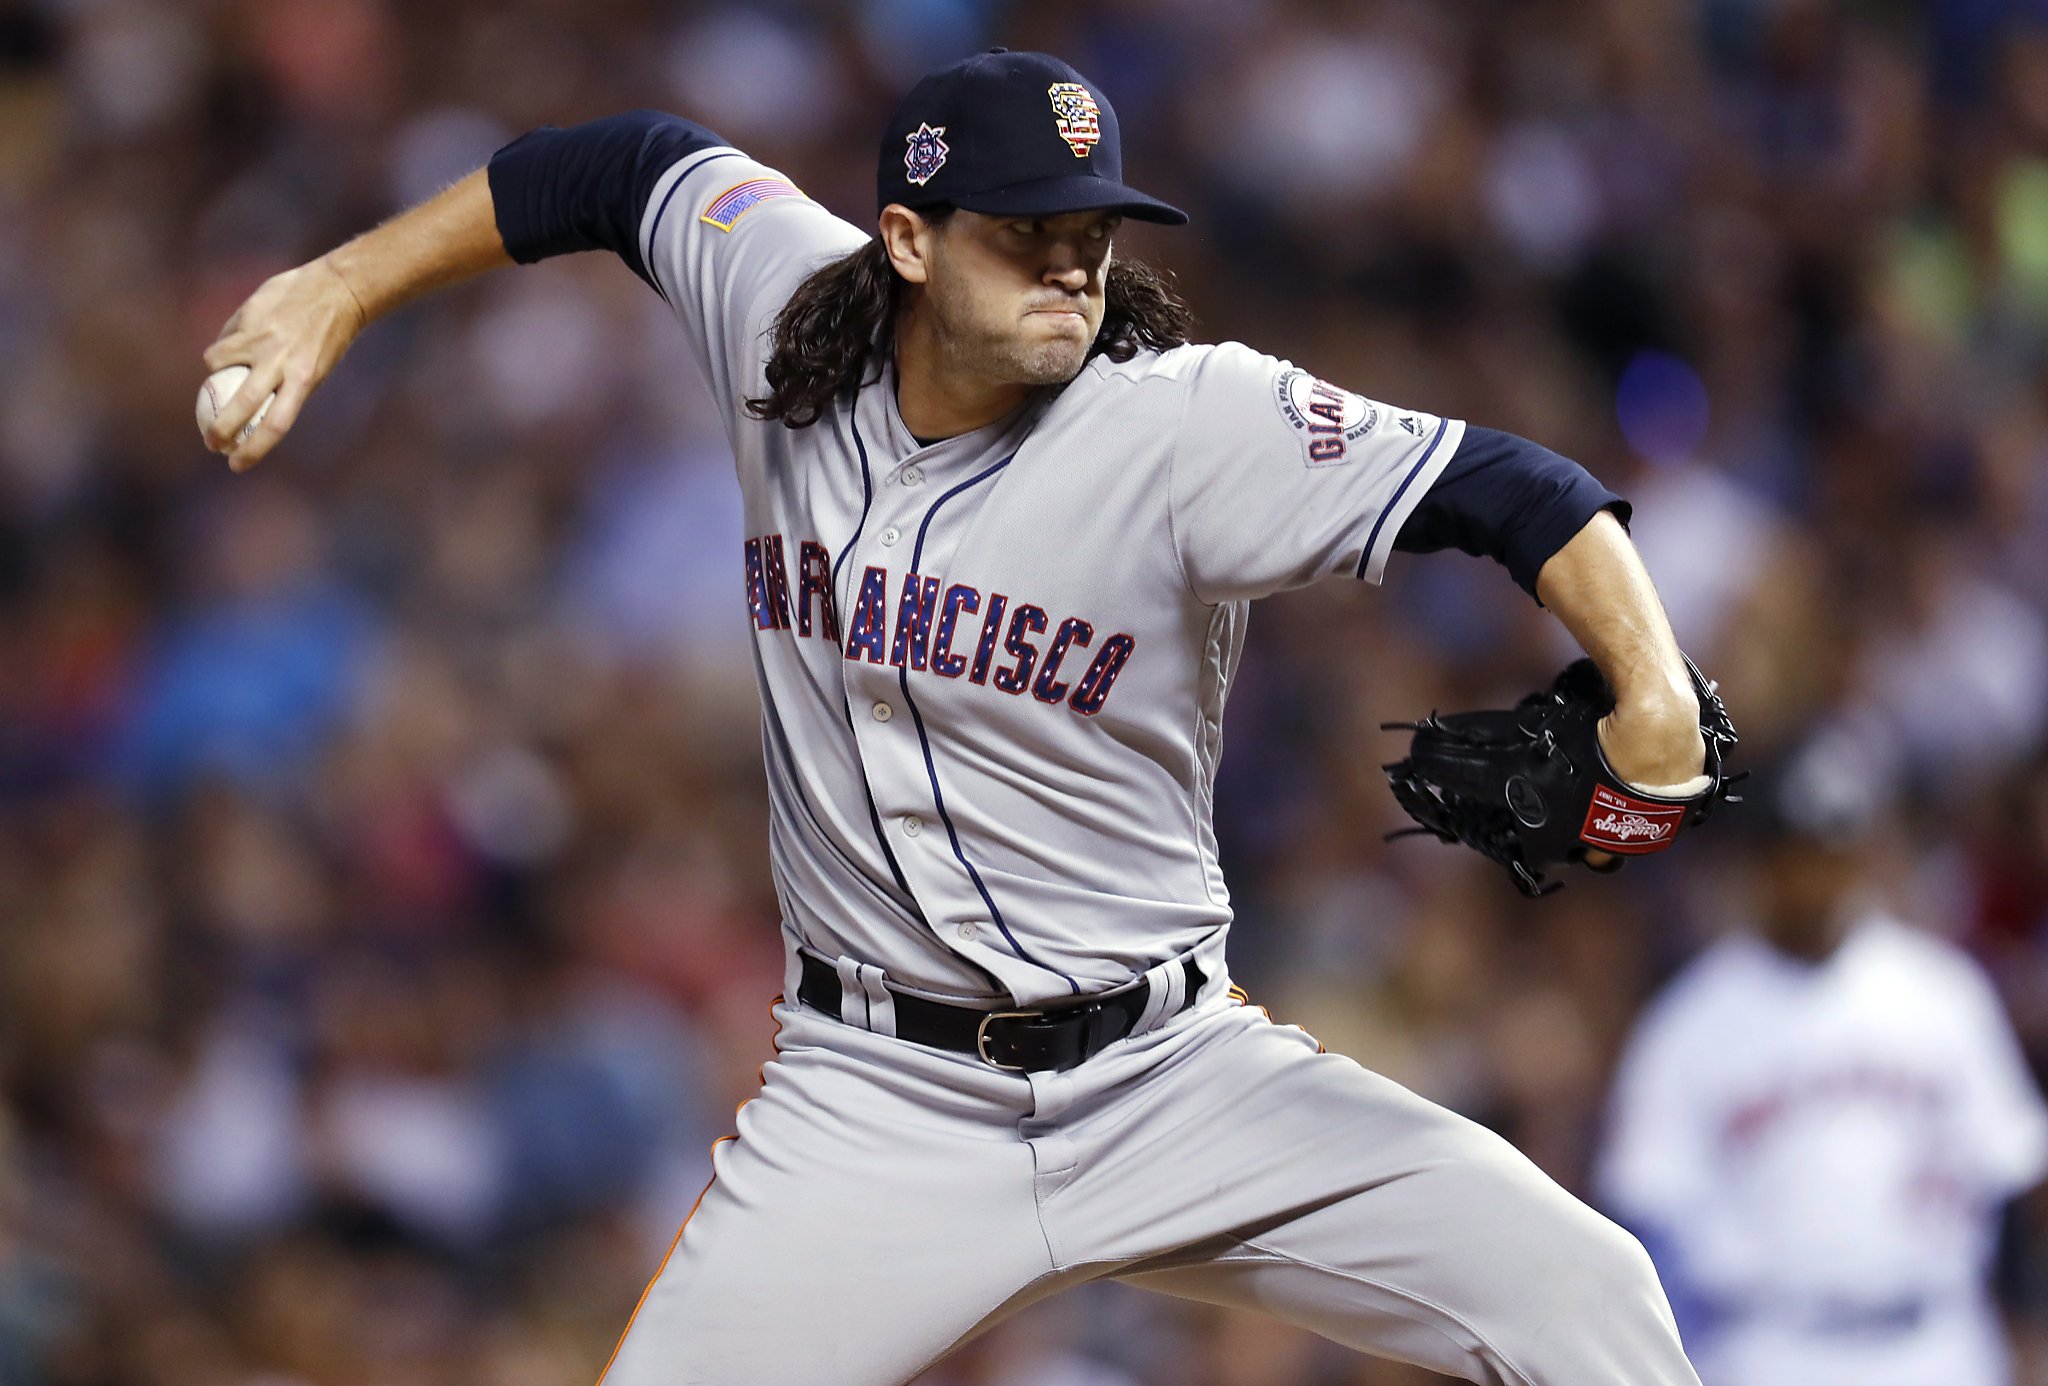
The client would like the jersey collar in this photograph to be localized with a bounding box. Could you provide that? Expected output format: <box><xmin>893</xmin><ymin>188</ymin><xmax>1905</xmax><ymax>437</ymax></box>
<box><xmin>872</xmin><ymin>356</ymin><xmax>1057</xmax><ymax>470</ymax></box>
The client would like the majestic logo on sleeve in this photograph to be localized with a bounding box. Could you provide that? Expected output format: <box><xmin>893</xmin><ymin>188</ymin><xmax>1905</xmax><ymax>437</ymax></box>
<box><xmin>1047</xmin><ymin>83</ymin><xmax>1102</xmax><ymax>158</ymax></box>
<box><xmin>1273</xmin><ymin>369</ymin><xmax>1379</xmax><ymax>467</ymax></box>
<box><xmin>904</xmin><ymin>123</ymin><xmax>950</xmax><ymax>186</ymax></box>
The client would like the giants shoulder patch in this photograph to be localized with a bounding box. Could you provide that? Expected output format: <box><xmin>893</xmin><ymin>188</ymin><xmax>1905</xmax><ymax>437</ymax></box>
<box><xmin>701</xmin><ymin>178</ymin><xmax>805</xmax><ymax>232</ymax></box>
<box><xmin>1047</xmin><ymin>83</ymin><xmax>1102</xmax><ymax>158</ymax></box>
<box><xmin>1273</xmin><ymin>369</ymin><xmax>1379</xmax><ymax>467</ymax></box>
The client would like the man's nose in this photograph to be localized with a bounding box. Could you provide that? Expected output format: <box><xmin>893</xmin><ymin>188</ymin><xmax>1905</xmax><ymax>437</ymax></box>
<box><xmin>1043</xmin><ymin>243</ymin><xmax>1090</xmax><ymax>290</ymax></box>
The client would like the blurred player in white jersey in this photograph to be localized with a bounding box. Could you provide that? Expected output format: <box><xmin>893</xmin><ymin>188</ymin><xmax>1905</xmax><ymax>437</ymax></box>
<box><xmin>1598</xmin><ymin>734</ymin><xmax>2048</xmax><ymax>1385</ymax></box>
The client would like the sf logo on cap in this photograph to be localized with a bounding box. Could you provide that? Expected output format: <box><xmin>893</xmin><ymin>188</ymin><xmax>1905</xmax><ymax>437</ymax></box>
<box><xmin>905</xmin><ymin>122</ymin><xmax>950</xmax><ymax>186</ymax></box>
<box><xmin>1047</xmin><ymin>83</ymin><xmax>1101</xmax><ymax>158</ymax></box>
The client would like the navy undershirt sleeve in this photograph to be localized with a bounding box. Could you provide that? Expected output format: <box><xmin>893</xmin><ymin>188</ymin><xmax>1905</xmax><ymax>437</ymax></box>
<box><xmin>487</xmin><ymin>110</ymin><xmax>728</xmax><ymax>288</ymax></box>
<box><xmin>1392</xmin><ymin>425</ymin><xmax>1631</xmax><ymax>600</ymax></box>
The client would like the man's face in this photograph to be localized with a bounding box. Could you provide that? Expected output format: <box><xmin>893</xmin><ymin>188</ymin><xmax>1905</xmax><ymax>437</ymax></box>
<box><xmin>918</xmin><ymin>209</ymin><xmax>1120</xmax><ymax>387</ymax></box>
<box><xmin>1756</xmin><ymin>838</ymin><xmax>1861</xmax><ymax>960</ymax></box>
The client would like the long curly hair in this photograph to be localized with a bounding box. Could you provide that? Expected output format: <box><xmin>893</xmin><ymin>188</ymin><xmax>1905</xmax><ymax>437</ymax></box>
<box><xmin>745</xmin><ymin>219</ymin><xmax>1196</xmax><ymax>429</ymax></box>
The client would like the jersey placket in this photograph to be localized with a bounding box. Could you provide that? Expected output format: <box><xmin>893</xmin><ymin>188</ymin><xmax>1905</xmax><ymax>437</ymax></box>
<box><xmin>836</xmin><ymin>408</ymin><xmax>1065</xmax><ymax>997</ymax></box>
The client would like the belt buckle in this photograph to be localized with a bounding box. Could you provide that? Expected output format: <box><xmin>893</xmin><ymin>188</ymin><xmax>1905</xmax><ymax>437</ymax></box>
<box><xmin>974</xmin><ymin>1010</ymin><xmax>1039</xmax><ymax>1071</ymax></box>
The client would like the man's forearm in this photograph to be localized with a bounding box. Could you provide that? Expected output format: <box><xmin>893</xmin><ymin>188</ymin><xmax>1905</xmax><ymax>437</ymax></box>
<box><xmin>1383</xmin><ymin>427</ymin><xmax>1705</xmax><ymax>787</ymax></box>
<box><xmin>203</xmin><ymin>168</ymin><xmax>515</xmax><ymax>468</ymax></box>
<box><xmin>326</xmin><ymin>168</ymin><xmax>513</xmax><ymax>324</ymax></box>
<box><xmin>203</xmin><ymin>110</ymin><xmax>729</xmax><ymax>469</ymax></box>
<box><xmin>1535</xmin><ymin>510</ymin><xmax>1706</xmax><ymax>789</ymax></box>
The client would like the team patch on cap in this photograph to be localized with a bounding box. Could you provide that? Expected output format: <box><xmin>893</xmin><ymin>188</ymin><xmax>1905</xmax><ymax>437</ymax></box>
<box><xmin>1047</xmin><ymin>83</ymin><xmax>1101</xmax><ymax>158</ymax></box>
<box><xmin>1273</xmin><ymin>368</ymin><xmax>1379</xmax><ymax>468</ymax></box>
<box><xmin>905</xmin><ymin>123</ymin><xmax>950</xmax><ymax>186</ymax></box>
<box><xmin>701</xmin><ymin>177</ymin><xmax>805</xmax><ymax>232</ymax></box>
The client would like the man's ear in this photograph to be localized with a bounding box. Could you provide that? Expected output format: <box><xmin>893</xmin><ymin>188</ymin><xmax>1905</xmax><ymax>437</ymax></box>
<box><xmin>879</xmin><ymin>204</ymin><xmax>936</xmax><ymax>285</ymax></box>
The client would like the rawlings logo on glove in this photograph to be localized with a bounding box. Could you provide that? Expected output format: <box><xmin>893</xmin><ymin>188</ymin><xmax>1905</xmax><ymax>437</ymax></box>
<box><xmin>1381</xmin><ymin>654</ymin><xmax>1741</xmax><ymax>896</ymax></box>
<box><xmin>1581</xmin><ymin>787</ymin><xmax>1686</xmax><ymax>851</ymax></box>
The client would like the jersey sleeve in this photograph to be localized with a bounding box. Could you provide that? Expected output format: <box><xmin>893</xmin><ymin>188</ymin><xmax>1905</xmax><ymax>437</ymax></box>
<box><xmin>635</xmin><ymin>148</ymin><xmax>869</xmax><ymax>408</ymax></box>
<box><xmin>1394</xmin><ymin>426</ymin><xmax>1630</xmax><ymax>599</ymax></box>
<box><xmin>1166</xmin><ymin>343</ymin><xmax>1466</xmax><ymax>604</ymax></box>
<box><xmin>1946</xmin><ymin>959</ymin><xmax>2048</xmax><ymax>1199</ymax></box>
<box><xmin>487</xmin><ymin>110</ymin><xmax>868</xmax><ymax>413</ymax></box>
<box><xmin>488</xmin><ymin>109</ymin><xmax>725</xmax><ymax>288</ymax></box>
<box><xmin>1595</xmin><ymin>993</ymin><xmax>1718</xmax><ymax>1233</ymax></box>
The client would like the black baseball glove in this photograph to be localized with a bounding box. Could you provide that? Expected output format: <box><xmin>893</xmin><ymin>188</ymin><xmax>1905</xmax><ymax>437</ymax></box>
<box><xmin>1381</xmin><ymin>655</ymin><xmax>1740</xmax><ymax>896</ymax></box>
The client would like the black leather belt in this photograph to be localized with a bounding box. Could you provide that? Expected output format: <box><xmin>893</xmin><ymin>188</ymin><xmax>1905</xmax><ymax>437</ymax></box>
<box><xmin>797</xmin><ymin>952</ymin><xmax>1205</xmax><ymax>1073</ymax></box>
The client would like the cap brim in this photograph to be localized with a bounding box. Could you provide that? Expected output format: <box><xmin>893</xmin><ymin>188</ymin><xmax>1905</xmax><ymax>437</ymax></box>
<box><xmin>951</xmin><ymin>175</ymin><xmax>1188</xmax><ymax>225</ymax></box>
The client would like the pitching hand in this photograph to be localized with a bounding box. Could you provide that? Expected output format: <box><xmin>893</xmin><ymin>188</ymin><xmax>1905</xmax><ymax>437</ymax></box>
<box><xmin>201</xmin><ymin>257</ymin><xmax>366</xmax><ymax>472</ymax></box>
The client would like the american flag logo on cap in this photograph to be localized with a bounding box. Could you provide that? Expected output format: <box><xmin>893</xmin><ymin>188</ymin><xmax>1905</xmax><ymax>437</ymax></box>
<box><xmin>904</xmin><ymin>123</ymin><xmax>950</xmax><ymax>186</ymax></box>
<box><xmin>1047</xmin><ymin>83</ymin><xmax>1101</xmax><ymax>158</ymax></box>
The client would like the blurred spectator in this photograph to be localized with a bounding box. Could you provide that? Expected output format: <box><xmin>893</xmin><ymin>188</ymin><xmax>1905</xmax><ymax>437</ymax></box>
<box><xmin>110</xmin><ymin>481</ymin><xmax>383</xmax><ymax>803</ymax></box>
<box><xmin>1598</xmin><ymin>739</ymin><xmax>2048</xmax><ymax>1385</ymax></box>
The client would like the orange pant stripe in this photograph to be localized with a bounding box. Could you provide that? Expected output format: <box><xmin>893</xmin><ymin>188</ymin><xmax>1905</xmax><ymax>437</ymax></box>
<box><xmin>595</xmin><ymin>996</ymin><xmax>785</xmax><ymax>1386</ymax></box>
<box><xmin>1228</xmin><ymin>983</ymin><xmax>1324</xmax><ymax>1053</ymax></box>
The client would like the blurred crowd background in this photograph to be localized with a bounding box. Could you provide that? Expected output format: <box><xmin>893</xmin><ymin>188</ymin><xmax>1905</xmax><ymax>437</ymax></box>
<box><xmin>6</xmin><ymin>0</ymin><xmax>2048</xmax><ymax>1382</ymax></box>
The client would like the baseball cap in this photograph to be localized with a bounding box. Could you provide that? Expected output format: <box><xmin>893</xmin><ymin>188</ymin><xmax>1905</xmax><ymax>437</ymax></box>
<box><xmin>876</xmin><ymin>49</ymin><xmax>1188</xmax><ymax>226</ymax></box>
<box><xmin>1750</xmin><ymin>720</ymin><xmax>1899</xmax><ymax>849</ymax></box>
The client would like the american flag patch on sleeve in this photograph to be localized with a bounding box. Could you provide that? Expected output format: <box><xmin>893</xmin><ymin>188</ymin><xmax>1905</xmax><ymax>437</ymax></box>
<box><xmin>700</xmin><ymin>178</ymin><xmax>805</xmax><ymax>232</ymax></box>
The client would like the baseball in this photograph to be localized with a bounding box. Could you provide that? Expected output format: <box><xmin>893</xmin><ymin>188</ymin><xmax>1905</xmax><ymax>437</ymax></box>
<box><xmin>194</xmin><ymin>365</ymin><xmax>273</xmax><ymax>447</ymax></box>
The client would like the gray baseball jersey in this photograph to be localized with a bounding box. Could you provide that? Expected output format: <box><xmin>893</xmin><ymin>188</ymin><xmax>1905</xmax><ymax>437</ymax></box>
<box><xmin>643</xmin><ymin>145</ymin><xmax>1464</xmax><ymax>1007</ymax></box>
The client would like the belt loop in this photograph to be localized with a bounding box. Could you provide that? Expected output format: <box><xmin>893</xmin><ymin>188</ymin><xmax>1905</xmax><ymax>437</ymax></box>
<box><xmin>782</xmin><ymin>939</ymin><xmax>805</xmax><ymax>1007</ymax></box>
<box><xmin>857</xmin><ymin>963</ymin><xmax>897</xmax><ymax>1037</ymax></box>
<box><xmin>835</xmin><ymin>955</ymin><xmax>867</xmax><ymax>1029</ymax></box>
<box><xmin>1193</xmin><ymin>930</ymin><xmax>1227</xmax><ymax>1004</ymax></box>
<box><xmin>1135</xmin><ymin>958</ymin><xmax>1183</xmax><ymax>1034</ymax></box>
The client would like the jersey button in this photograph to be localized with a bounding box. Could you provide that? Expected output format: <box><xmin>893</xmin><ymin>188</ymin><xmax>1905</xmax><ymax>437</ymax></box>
<box><xmin>902</xmin><ymin>814</ymin><xmax>923</xmax><ymax>837</ymax></box>
<box><xmin>956</xmin><ymin>921</ymin><xmax>978</xmax><ymax>941</ymax></box>
<box><xmin>901</xmin><ymin>465</ymin><xmax>925</xmax><ymax>486</ymax></box>
<box><xmin>880</xmin><ymin>525</ymin><xmax>901</xmax><ymax>546</ymax></box>
<box><xmin>871</xmin><ymin>702</ymin><xmax>893</xmax><ymax>722</ymax></box>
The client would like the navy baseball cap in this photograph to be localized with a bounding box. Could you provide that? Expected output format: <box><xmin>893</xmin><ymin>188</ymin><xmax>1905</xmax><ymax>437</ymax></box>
<box><xmin>877</xmin><ymin>49</ymin><xmax>1187</xmax><ymax>226</ymax></box>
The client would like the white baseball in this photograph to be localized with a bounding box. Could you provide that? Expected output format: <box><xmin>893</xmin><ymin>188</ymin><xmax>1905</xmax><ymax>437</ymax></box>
<box><xmin>195</xmin><ymin>365</ymin><xmax>274</xmax><ymax>447</ymax></box>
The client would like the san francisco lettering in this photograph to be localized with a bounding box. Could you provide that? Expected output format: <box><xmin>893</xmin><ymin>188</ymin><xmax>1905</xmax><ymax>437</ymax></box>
<box><xmin>742</xmin><ymin>536</ymin><xmax>1136</xmax><ymax>717</ymax></box>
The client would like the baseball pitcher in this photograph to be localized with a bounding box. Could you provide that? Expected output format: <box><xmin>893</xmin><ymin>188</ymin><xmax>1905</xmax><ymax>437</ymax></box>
<box><xmin>202</xmin><ymin>48</ymin><xmax>1725</xmax><ymax>1386</ymax></box>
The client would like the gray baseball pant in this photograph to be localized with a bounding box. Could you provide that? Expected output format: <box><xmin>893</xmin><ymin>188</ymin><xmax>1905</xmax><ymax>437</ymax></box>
<box><xmin>599</xmin><ymin>966</ymin><xmax>1699</xmax><ymax>1386</ymax></box>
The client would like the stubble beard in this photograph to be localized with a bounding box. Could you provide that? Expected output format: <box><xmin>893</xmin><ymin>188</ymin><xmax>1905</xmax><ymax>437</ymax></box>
<box><xmin>1005</xmin><ymin>332</ymin><xmax>1090</xmax><ymax>386</ymax></box>
<box><xmin>928</xmin><ymin>287</ymin><xmax>1094</xmax><ymax>388</ymax></box>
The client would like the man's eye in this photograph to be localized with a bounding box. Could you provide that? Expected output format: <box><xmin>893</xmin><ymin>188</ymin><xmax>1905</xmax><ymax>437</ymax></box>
<box><xmin>1012</xmin><ymin>221</ymin><xmax>1043</xmax><ymax>235</ymax></box>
